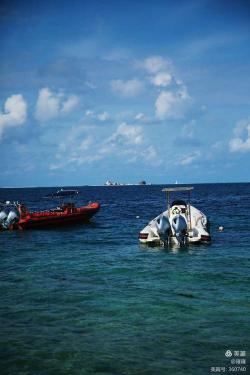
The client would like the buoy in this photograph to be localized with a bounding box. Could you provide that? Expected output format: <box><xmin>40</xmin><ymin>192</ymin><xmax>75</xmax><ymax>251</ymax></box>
<box><xmin>218</xmin><ymin>226</ymin><xmax>224</xmax><ymax>232</ymax></box>
<box><xmin>136</xmin><ymin>216</ymin><xmax>140</xmax><ymax>219</ymax></box>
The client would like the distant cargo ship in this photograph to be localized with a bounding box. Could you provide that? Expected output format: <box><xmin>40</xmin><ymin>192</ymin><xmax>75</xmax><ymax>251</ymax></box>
<box><xmin>104</xmin><ymin>180</ymin><xmax>147</xmax><ymax>186</ymax></box>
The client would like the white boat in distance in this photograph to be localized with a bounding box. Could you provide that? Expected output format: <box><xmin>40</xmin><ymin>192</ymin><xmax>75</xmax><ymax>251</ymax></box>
<box><xmin>139</xmin><ymin>186</ymin><xmax>211</xmax><ymax>246</ymax></box>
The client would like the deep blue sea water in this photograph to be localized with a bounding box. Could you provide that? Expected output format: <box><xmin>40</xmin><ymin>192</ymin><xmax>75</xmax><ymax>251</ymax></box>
<box><xmin>0</xmin><ymin>183</ymin><xmax>249</xmax><ymax>375</ymax></box>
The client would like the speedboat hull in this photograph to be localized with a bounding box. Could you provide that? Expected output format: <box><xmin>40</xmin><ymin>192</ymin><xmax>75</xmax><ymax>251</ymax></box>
<box><xmin>0</xmin><ymin>202</ymin><xmax>100</xmax><ymax>230</ymax></box>
<box><xmin>139</xmin><ymin>204</ymin><xmax>211</xmax><ymax>246</ymax></box>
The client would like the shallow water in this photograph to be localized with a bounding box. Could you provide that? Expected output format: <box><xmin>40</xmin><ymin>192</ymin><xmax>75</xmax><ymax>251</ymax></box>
<box><xmin>0</xmin><ymin>183</ymin><xmax>249</xmax><ymax>374</ymax></box>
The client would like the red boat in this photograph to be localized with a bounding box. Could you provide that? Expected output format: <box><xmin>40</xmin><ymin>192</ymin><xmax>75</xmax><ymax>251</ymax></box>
<box><xmin>0</xmin><ymin>189</ymin><xmax>100</xmax><ymax>230</ymax></box>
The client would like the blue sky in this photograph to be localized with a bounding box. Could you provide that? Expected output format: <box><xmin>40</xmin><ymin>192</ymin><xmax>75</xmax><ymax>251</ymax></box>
<box><xmin>0</xmin><ymin>0</ymin><xmax>250</xmax><ymax>187</ymax></box>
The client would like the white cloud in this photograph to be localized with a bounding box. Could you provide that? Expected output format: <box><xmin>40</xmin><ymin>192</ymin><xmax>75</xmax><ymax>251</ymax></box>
<box><xmin>155</xmin><ymin>91</ymin><xmax>174</xmax><ymax>119</ymax></box>
<box><xmin>110</xmin><ymin>79</ymin><xmax>144</xmax><ymax>97</ymax></box>
<box><xmin>85</xmin><ymin>81</ymin><xmax>97</xmax><ymax>90</ymax></box>
<box><xmin>179</xmin><ymin>150</ymin><xmax>201</xmax><ymax>165</ymax></box>
<box><xmin>134</xmin><ymin>113</ymin><xmax>144</xmax><ymax>121</ymax></box>
<box><xmin>61</xmin><ymin>95</ymin><xmax>79</xmax><ymax>113</ymax></box>
<box><xmin>229</xmin><ymin>120</ymin><xmax>250</xmax><ymax>152</ymax></box>
<box><xmin>138</xmin><ymin>55</ymin><xmax>168</xmax><ymax>73</ymax></box>
<box><xmin>68</xmin><ymin>154</ymin><xmax>102</xmax><ymax>166</ymax></box>
<box><xmin>99</xmin><ymin>123</ymin><xmax>144</xmax><ymax>158</ymax></box>
<box><xmin>50</xmin><ymin>131</ymin><xmax>97</xmax><ymax>170</ymax></box>
<box><xmin>174</xmin><ymin>120</ymin><xmax>201</xmax><ymax>147</ymax></box>
<box><xmin>0</xmin><ymin>94</ymin><xmax>27</xmax><ymax>139</ymax></box>
<box><xmin>178</xmin><ymin>85</ymin><xmax>189</xmax><ymax>100</ymax></box>
<box><xmin>35</xmin><ymin>88</ymin><xmax>79</xmax><ymax>121</ymax></box>
<box><xmin>79</xmin><ymin>136</ymin><xmax>93</xmax><ymax>151</ymax></box>
<box><xmin>150</xmin><ymin>72</ymin><xmax>172</xmax><ymax>87</ymax></box>
<box><xmin>211</xmin><ymin>141</ymin><xmax>224</xmax><ymax>150</ymax></box>
<box><xmin>99</xmin><ymin>123</ymin><xmax>161</xmax><ymax>166</ymax></box>
<box><xmin>35</xmin><ymin>88</ymin><xmax>60</xmax><ymax>121</ymax></box>
<box><xmin>183</xmin><ymin>33</ymin><xmax>241</xmax><ymax>60</ymax></box>
<box><xmin>97</xmin><ymin>112</ymin><xmax>109</xmax><ymax>121</ymax></box>
<box><xmin>137</xmin><ymin>55</ymin><xmax>179</xmax><ymax>89</ymax></box>
<box><xmin>49</xmin><ymin>120</ymin><xmax>161</xmax><ymax>170</ymax></box>
<box><xmin>141</xmin><ymin>145</ymin><xmax>162</xmax><ymax>165</ymax></box>
<box><xmin>85</xmin><ymin>110</ymin><xmax>110</xmax><ymax>122</ymax></box>
<box><xmin>181</xmin><ymin>120</ymin><xmax>195</xmax><ymax>138</ymax></box>
<box><xmin>113</xmin><ymin>122</ymin><xmax>144</xmax><ymax>145</ymax></box>
<box><xmin>138</xmin><ymin>55</ymin><xmax>194</xmax><ymax>119</ymax></box>
<box><xmin>155</xmin><ymin>87</ymin><xmax>191</xmax><ymax>120</ymax></box>
<box><xmin>51</xmin><ymin>148</ymin><xmax>102</xmax><ymax>170</ymax></box>
<box><xmin>85</xmin><ymin>110</ymin><xmax>95</xmax><ymax>117</ymax></box>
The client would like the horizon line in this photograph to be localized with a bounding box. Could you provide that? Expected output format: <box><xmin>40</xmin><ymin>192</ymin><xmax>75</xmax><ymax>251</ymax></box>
<box><xmin>0</xmin><ymin>181</ymin><xmax>249</xmax><ymax>189</ymax></box>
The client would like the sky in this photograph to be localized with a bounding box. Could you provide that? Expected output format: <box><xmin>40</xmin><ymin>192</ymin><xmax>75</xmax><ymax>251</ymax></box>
<box><xmin>0</xmin><ymin>0</ymin><xmax>250</xmax><ymax>187</ymax></box>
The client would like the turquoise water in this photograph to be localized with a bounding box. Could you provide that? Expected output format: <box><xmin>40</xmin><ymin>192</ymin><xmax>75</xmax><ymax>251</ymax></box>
<box><xmin>0</xmin><ymin>184</ymin><xmax>249</xmax><ymax>374</ymax></box>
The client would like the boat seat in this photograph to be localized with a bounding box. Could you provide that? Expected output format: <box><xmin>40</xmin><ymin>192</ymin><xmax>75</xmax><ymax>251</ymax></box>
<box><xmin>171</xmin><ymin>200</ymin><xmax>187</xmax><ymax>214</ymax></box>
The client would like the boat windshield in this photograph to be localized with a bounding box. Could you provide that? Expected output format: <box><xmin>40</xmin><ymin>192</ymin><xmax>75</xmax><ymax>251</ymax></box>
<box><xmin>54</xmin><ymin>189</ymin><xmax>79</xmax><ymax>198</ymax></box>
<box><xmin>43</xmin><ymin>190</ymin><xmax>79</xmax><ymax>206</ymax></box>
<box><xmin>171</xmin><ymin>200</ymin><xmax>187</xmax><ymax>207</ymax></box>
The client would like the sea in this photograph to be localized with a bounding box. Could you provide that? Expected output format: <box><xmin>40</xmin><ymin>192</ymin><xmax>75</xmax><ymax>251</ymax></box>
<box><xmin>0</xmin><ymin>183</ymin><xmax>249</xmax><ymax>375</ymax></box>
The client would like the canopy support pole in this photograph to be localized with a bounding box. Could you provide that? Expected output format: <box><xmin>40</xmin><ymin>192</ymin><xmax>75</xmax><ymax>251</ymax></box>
<box><xmin>188</xmin><ymin>189</ymin><xmax>192</xmax><ymax>230</ymax></box>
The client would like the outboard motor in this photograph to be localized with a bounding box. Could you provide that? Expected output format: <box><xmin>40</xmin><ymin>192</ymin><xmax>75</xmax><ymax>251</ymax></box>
<box><xmin>171</xmin><ymin>214</ymin><xmax>188</xmax><ymax>245</ymax></box>
<box><xmin>0</xmin><ymin>202</ymin><xmax>20</xmax><ymax>229</ymax></box>
<box><xmin>4</xmin><ymin>209</ymin><xmax>20</xmax><ymax>229</ymax></box>
<box><xmin>156</xmin><ymin>214</ymin><xmax>171</xmax><ymax>243</ymax></box>
<box><xmin>0</xmin><ymin>209</ymin><xmax>8</xmax><ymax>227</ymax></box>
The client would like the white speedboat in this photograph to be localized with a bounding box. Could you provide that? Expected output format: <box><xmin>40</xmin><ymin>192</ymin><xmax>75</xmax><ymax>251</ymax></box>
<box><xmin>139</xmin><ymin>187</ymin><xmax>211</xmax><ymax>246</ymax></box>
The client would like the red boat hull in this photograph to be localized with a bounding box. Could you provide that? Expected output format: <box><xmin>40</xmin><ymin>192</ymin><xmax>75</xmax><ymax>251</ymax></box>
<box><xmin>14</xmin><ymin>202</ymin><xmax>100</xmax><ymax>230</ymax></box>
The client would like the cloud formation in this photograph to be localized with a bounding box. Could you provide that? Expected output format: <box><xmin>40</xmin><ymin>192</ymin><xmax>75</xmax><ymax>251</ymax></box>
<box><xmin>61</xmin><ymin>95</ymin><xmax>79</xmax><ymax>113</ymax></box>
<box><xmin>138</xmin><ymin>55</ymin><xmax>169</xmax><ymax>73</ymax></box>
<box><xmin>174</xmin><ymin>120</ymin><xmax>201</xmax><ymax>147</ymax></box>
<box><xmin>114</xmin><ymin>122</ymin><xmax>143</xmax><ymax>145</ymax></box>
<box><xmin>136</xmin><ymin>55</ymin><xmax>192</xmax><ymax>120</ymax></box>
<box><xmin>97</xmin><ymin>112</ymin><xmax>109</xmax><ymax>121</ymax></box>
<box><xmin>0</xmin><ymin>94</ymin><xmax>27</xmax><ymax>139</ymax></box>
<box><xmin>105</xmin><ymin>123</ymin><xmax>144</xmax><ymax>148</ymax></box>
<box><xmin>155</xmin><ymin>86</ymin><xmax>190</xmax><ymax>120</ymax></box>
<box><xmin>98</xmin><ymin>122</ymin><xmax>161</xmax><ymax>166</ymax></box>
<box><xmin>35</xmin><ymin>88</ymin><xmax>79</xmax><ymax>121</ymax></box>
<box><xmin>49</xmin><ymin>121</ymin><xmax>149</xmax><ymax>170</ymax></box>
<box><xmin>150</xmin><ymin>72</ymin><xmax>172</xmax><ymax>87</ymax></box>
<box><xmin>229</xmin><ymin>119</ymin><xmax>250</xmax><ymax>152</ymax></box>
<box><xmin>50</xmin><ymin>129</ymin><xmax>96</xmax><ymax>170</ymax></box>
<box><xmin>85</xmin><ymin>110</ymin><xmax>110</xmax><ymax>122</ymax></box>
<box><xmin>134</xmin><ymin>113</ymin><xmax>145</xmax><ymax>121</ymax></box>
<box><xmin>79</xmin><ymin>135</ymin><xmax>93</xmax><ymax>151</ymax></box>
<box><xmin>85</xmin><ymin>109</ymin><xmax>111</xmax><ymax>122</ymax></box>
<box><xmin>138</xmin><ymin>55</ymin><xmax>173</xmax><ymax>87</ymax></box>
<box><xmin>179</xmin><ymin>150</ymin><xmax>201</xmax><ymax>165</ymax></box>
<box><xmin>110</xmin><ymin>79</ymin><xmax>144</xmax><ymax>97</ymax></box>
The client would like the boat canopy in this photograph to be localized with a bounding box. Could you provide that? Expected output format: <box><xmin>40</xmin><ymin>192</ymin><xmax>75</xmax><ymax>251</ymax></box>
<box><xmin>162</xmin><ymin>186</ymin><xmax>194</xmax><ymax>211</ymax></box>
<box><xmin>55</xmin><ymin>189</ymin><xmax>79</xmax><ymax>197</ymax></box>
<box><xmin>43</xmin><ymin>189</ymin><xmax>79</xmax><ymax>199</ymax></box>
